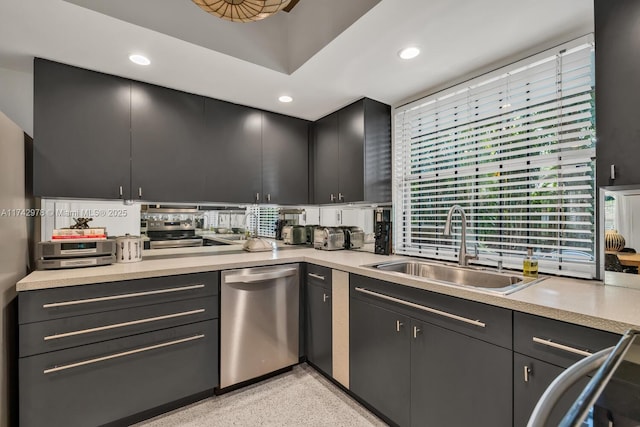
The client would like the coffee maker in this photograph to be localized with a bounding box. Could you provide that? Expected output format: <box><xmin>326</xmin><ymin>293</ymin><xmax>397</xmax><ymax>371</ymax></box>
<box><xmin>374</xmin><ymin>208</ymin><xmax>392</xmax><ymax>255</ymax></box>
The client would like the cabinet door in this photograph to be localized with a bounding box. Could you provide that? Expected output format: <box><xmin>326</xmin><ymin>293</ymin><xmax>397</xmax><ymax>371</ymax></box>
<box><xmin>313</xmin><ymin>112</ymin><xmax>340</xmax><ymax>203</ymax></box>
<box><xmin>411</xmin><ymin>320</ymin><xmax>512</xmax><ymax>427</ymax></box>
<box><xmin>338</xmin><ymin>100</ymin><xmax>365</xmax><ymax>202</ymax></box>
<box><xmin>33</xmin><ymin>59</ymin><xmax>131</xmax><ymax>199</ymax></box>
<box><xmin>131</xmin><ymin>82</ymin><xmax>206</xmax><ymax>202</ymax></box>
<box><xmin>203</xmin><ymin>99</ymin><xmax>262</xmax><ymax>203</ymax></box>
<box><xmin>513</xmin><ymin>353</ymin><xmax>589</xmax><ymax>427</ymax></box>
<box><xmin>595</xmin><ymin>0</ymin><xmax>640</xmax><ymax>187</ymax></box>
<box><xmin>306</xmin><ymin>282</ymin><xmax>332</xmax><ymax>376</ymax></box>
<box><xmin>350</xmin><ymin>298</ymin><xmax>410</xmax><ymax>427</ymax></box>
<box><xmin>262</xmin><ymin>112</ymin><xmax>309</xmax><ymax>204</ymax></box>
<box><xmin>20</xmin><ymin>320</ymin><xmax>217</xmax><ymax>427</ymax></box>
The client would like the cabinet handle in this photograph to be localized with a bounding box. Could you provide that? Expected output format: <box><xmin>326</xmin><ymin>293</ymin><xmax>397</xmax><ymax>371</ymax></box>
<box><xmin>323</xmin><ymin>293</ymin><xmax>330</xmax><ymax>303</ymax></box>
<box><xmin>532</xmin><ymin>337</ymin><xmax>593</xmax><ymax>357</ymax></box>
<box><xmin>42</xmin><ymin>284</ymin><xmax>205</xmax><ymax>308</ymax></box>
<box><xmin>43</xmin><ymin>334</ymin><xmax>204</xmax><ymax>374</ymax></box>
<box><xmin>338</xmin><ymin>193</ymin><xmax>344</xmax><ymax>201</ymax></box>
<box><xmin>524</xmin><ymin>365</ymin><xmax>531</xmax><ymax>382</ymax></box>
<box><xmin>330</xmin><ymin>194</ymin><xmax>336</xmax><ymax>202</ymax></box>
<box><xmin>119</xmin><ymin>186</ymin><xmax>123</xmax><ymax>198</ymax></box>
<box><xmin>308</xmin><ymin>273</ymin><xmax>325</xmax><ymax>281</ymax></box>
<box><xmin>413</xmin><ymin>326</ymin><xmax>421</xmax><ymax>339</ymax></box>
<box><xmin>265</xmin><ymin>194</ymin><xmax>271</xmax><ymax>202</ymax></box>
<box><xmin>255</xmin><ymin>193</ymin><xmax>260</xmax><ymax>202</ymax></box>
<box><xmin>396</xmin><ymin>320</ymin><xmax>404</xmax><ymax>332</ymax></box>
<box><xmin>43</xmin><ymin>309</ymin><xmax>205</xmax><ymax>341</ymax></box>
<box><xmin>611</xmin><ymin>164</ymin><xmax>616</xmax><ymax>180</ymax></box>
<box><xmin>138</xmin><ymin>187</ymin><xmax>143</xmax><ymax>198</ymax></box>
<box><xmin>354</xmin><ymin>287</ymin><xmax>486</xmax><ymax>328</ymax></box>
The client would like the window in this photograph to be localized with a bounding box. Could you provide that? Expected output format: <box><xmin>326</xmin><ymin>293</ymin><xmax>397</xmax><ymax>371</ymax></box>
<box><xmin>247</xmin><ymin>206</ymin><xmax>278</xmax><ymax>238</ymax></box>
<box><xmin>393</xmin><ymin>36</ymin><xmax>595</xmax><ymax>278</ymax></box>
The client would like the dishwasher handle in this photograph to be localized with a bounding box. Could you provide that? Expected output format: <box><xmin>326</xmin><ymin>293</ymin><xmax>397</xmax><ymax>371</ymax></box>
<box><xmin>224</xmin><ymin>268</ymin><xmax>298</xmax><ymax>284</ymax></box>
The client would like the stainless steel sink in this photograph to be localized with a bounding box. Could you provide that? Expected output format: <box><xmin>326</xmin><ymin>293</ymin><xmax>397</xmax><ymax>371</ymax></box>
<box><xmin>368</xmin><ymin>260</ymin><xmax>545</xmax><ymax>295</ymax></box>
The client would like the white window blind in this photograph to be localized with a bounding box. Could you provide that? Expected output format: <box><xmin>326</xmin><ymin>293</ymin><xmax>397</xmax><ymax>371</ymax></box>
<box><xmin>247</xmin><ymin>206</ymin><xmax>278</xmax><ymax>238</ymax></box>
<box><xmin>394</xmin><ymin>38</ymin><xmax>596</xmax><ymax>278</ymax></box>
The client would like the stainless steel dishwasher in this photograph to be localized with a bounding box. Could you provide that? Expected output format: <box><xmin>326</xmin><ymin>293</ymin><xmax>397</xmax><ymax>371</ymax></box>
<box><xmin>220</xmin><ymin>264</ymin><xmax>300</xmax><ymax>388</ymax></box>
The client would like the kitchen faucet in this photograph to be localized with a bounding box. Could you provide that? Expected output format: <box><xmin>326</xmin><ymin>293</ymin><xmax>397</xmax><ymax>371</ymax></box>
<box><xmin>443</xmin><ymin>205</ymin><xmax>478</xmax><ymax>267</ymax></box>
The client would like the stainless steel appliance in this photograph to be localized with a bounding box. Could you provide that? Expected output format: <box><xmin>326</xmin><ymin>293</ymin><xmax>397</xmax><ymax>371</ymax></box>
<box><xmin>341</xmin><ymin>226</ymin><xmax>365</xmax><ymax>249</ymax></box>
<box><xmin>282</xmin><ymin>225</ymin><xmax>307</xmax><ymax>245</ymax></box>
<box><xmin>220</xmin><ymin>264</ymin><xmax>300</xmax><ymax>388</ymax></box>
<box><xmin>115</xmin><ymin>234</ymin><xmax>143</xmax><ymax>263</ymax></box>
<box><xmin>36</xmin><ymin>240</ymin><xmax>115</xmax><ymax>270</ymax></box>
<box><xmin>146</xmin><ymin>220</ymin><xmax>203</xmax><ymax>249</ymax></box>
<box><xmin>313</xmin><ymin>227</ymin><xmax>345</xmax><ymax>250</ymax></box>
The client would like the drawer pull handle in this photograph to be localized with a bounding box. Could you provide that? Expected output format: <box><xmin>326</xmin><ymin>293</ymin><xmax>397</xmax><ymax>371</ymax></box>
<box><xmin>42</xmin><ymin>284</ymin><xmax>205</xmax><ymax>308</ymax></box>
<box><xmin>532</xmin><ymin>337</ymin><xmax>593</xmax><ymax>357</ymax></box>
<box><xmin>44</xmin><ymin>309</ymin><xmax>206</xmax><ymax>341</ymax></box>
<box><xmin>43</xmin><ymin>334</ymin><xmax>204</xmax><ymax>374</ymax></box>
<box><xmin>308</xmin><ymin>273</ymin><xmax>325</xmax><ymax>281</ymax></box>
<box><xmin>354</xmin><ymin>287</ymin><xmax>486</xmax><ymax>328</ymax></box>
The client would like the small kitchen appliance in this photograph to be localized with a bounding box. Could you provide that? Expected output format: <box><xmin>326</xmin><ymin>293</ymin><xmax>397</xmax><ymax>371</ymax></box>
<box><xmin>282</xmin><ymin>225</ymin><xmax>307</xmax><ymax>245</ymax></box>
<box><xmin>146</xmin><ymin>220</ymin><xmax>203</xmax><ymax>249</ymax></box>
<box><xmin>115</xmin><ymin>234</ymin><xmax>143</xmax><ymax>263</ymax></box>
<box><xmin>36</xmin><ymin>240</ymin><xmax>115</xmax><ymax>270</ymax></box>
<box><xmin>341</xmin><ymin>226</ymin><xmax>365</xmax><ymax>250</ymax></box>
<box><xmin>313</xmin><ymin>227</ymin><xmax>345</xmax><ymax>250</ymax></box>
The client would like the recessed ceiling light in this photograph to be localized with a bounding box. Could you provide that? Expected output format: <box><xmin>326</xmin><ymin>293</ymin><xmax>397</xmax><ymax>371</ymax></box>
<box><xmin>279</xmin><ymin>95</ymin><xmax>293</xmax><ymax>103</ymax></box>
<box><xmin>398</xmin><ymin>47</ymin><xmax>420</xmax><ymax>60</ymax></box>
<box><xmin>129</xmin><ymin>54</ymin><xmax>150</xmax><ymax>66</ymax></box>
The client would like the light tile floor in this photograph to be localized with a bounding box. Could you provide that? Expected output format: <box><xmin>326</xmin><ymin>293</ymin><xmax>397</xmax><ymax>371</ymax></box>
<box><xmin>134</xmin><ymin>364</ymin><xmax>388</xmax><ymax>427</ymax></box>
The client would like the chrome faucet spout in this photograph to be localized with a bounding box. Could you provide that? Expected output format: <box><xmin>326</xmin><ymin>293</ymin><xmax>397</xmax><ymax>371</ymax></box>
<box><xmin>443</xmin><ymin>205</ymin><xmax>478</xmax><ymax>267</ymax></box>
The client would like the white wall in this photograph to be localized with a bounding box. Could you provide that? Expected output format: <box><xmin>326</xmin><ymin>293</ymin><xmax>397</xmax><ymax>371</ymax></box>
<box><xmin>0</xmin><ymin>110</ymin><xmax>28</xmax><ymax>427</ymax></box>
<box><xmin>0</xmin><ymin>66</ymin><xmax>33</xmax><ymax>137</ymax></box>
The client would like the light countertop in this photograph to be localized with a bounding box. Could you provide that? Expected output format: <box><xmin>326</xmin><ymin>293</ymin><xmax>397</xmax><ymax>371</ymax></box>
<box><xmin>17</xmin><ymin>247</ymin><xmax>640</xmax><ymax>334</ymax></box>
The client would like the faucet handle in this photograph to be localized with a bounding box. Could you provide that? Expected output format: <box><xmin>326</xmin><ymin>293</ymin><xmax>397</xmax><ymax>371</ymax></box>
<box><xmin>473</xmin><ymin>244</ymin><xmax>479</xmax><ymax>257</ymax></box>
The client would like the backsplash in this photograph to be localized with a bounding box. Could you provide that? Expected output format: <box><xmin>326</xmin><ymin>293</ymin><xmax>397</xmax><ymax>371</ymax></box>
<box><xmin>39</xmin><ymin>199</ymin><xmax>377</xmax><ymax>241</ymax></box>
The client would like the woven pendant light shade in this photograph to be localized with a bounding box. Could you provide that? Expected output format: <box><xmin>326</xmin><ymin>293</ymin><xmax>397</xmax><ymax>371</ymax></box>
<box><xmin>192</xmin><ymin>0</ymin><xmax>292</xmax><ymax>23</ymax></box>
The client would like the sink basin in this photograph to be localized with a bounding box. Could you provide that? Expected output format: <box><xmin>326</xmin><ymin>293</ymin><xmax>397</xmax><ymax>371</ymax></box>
<box><xmin>368</xmin><ymin>260</ymin><xmax>544</xmax><ymax>295</ymax></box>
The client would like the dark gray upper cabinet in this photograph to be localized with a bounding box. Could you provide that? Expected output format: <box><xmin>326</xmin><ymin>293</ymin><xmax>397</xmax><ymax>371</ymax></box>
<box><xmin>313</xmin><ymin>98</ymin><xmax>391</xmax><ymax>204</ymax></box>
<box><xmin>32</xmin><ymin>59</ymin><xmax>311</xmax><ymax>205</ymax></box>
<box><xmin>33</xmin><ymin>58</ymin><xmax>132</xmax><ymax>199</ymax></box>
<box><xmin>262</xmin><ymin>112</ymin><xmax>309</xmax><ymax>204</ymax></box>
<box><xmin>314</xmin><ymin>112</ymin><xmax>340</xmax><ymax>204</ymax></box>
<box><xmin>203</xmin><ymin>99</ymin><xmax>262</xmax><ymax>203</ymax></box>
<box><xmin>595</xmin><ymin>0</ymin><xmax>640</xmax><ymax>187</ymax></box>
<box><xmin>131</xmin><ymin>82</ymin><xmax>206</xmax><ymax>203</ymax></box>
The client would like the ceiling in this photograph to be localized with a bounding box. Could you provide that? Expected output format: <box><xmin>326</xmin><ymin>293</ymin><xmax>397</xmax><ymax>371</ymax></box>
<box><xmin>0</xmin><ymin>0</ymin><xmax>593</xmax><ymax>130</ymax></box>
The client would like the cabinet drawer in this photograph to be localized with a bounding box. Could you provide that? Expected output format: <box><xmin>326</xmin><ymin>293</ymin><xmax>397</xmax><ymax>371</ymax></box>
<box><xmin>19</xmin><ymin>320</ymin><xmax>218</xmax><ymax>427</ymax></box>
<box><xmin>20</xmin><ymin>295</ymin><xmax>218</xmax><ymax>357</ymax></box>
<box><xmin>350</xmin><ymin>274</ymin><xmax>512</xmax><ymax>348</ymax></box>
<box><xmin>19</xmin><ymin>272</ymin><xmax>219</xmax><ymax>324</ymax></box>
<box><xmin>513</xmin><ymin>312</ymin><xmax>620</xmax><ymax>368</ymax></box>
<box><xmin>306</xmin><ymin>264</ymin><xmax>332</xmax><ymax>290</ymax></box>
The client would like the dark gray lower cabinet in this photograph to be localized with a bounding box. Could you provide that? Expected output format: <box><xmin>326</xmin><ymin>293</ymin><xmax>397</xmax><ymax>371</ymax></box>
<box><xmin>19</xmin><ymin>273</ymin><xmax>220</xmax><ymax>426</ymax></box>
<box><xmin>350</xmin><ymin>298</ymin><xmax>411</xmax><ymax>427</ymax></box>
<box><xmin>349</xmin><ymin>275</ymin><xmax>512</xmax><ymax>427</ymax></box>
<box><xmin>306</xmin><ymin>282</ymin><xmax>332</xmax><ymax>376</ymax></box>
<box><xmin>20</xmin><ymin>320</ymin><xmax>217</xmax><ymax>427</ymax></box>
<box><xmin>513</xmin><ymin>353</ymin><xmax>588</xmax><ymax>427</ymax></box>
<box><xmin>411</xmin><ymin>320</ymin><xmax>512</xmax><ymax>427</ymax></box>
